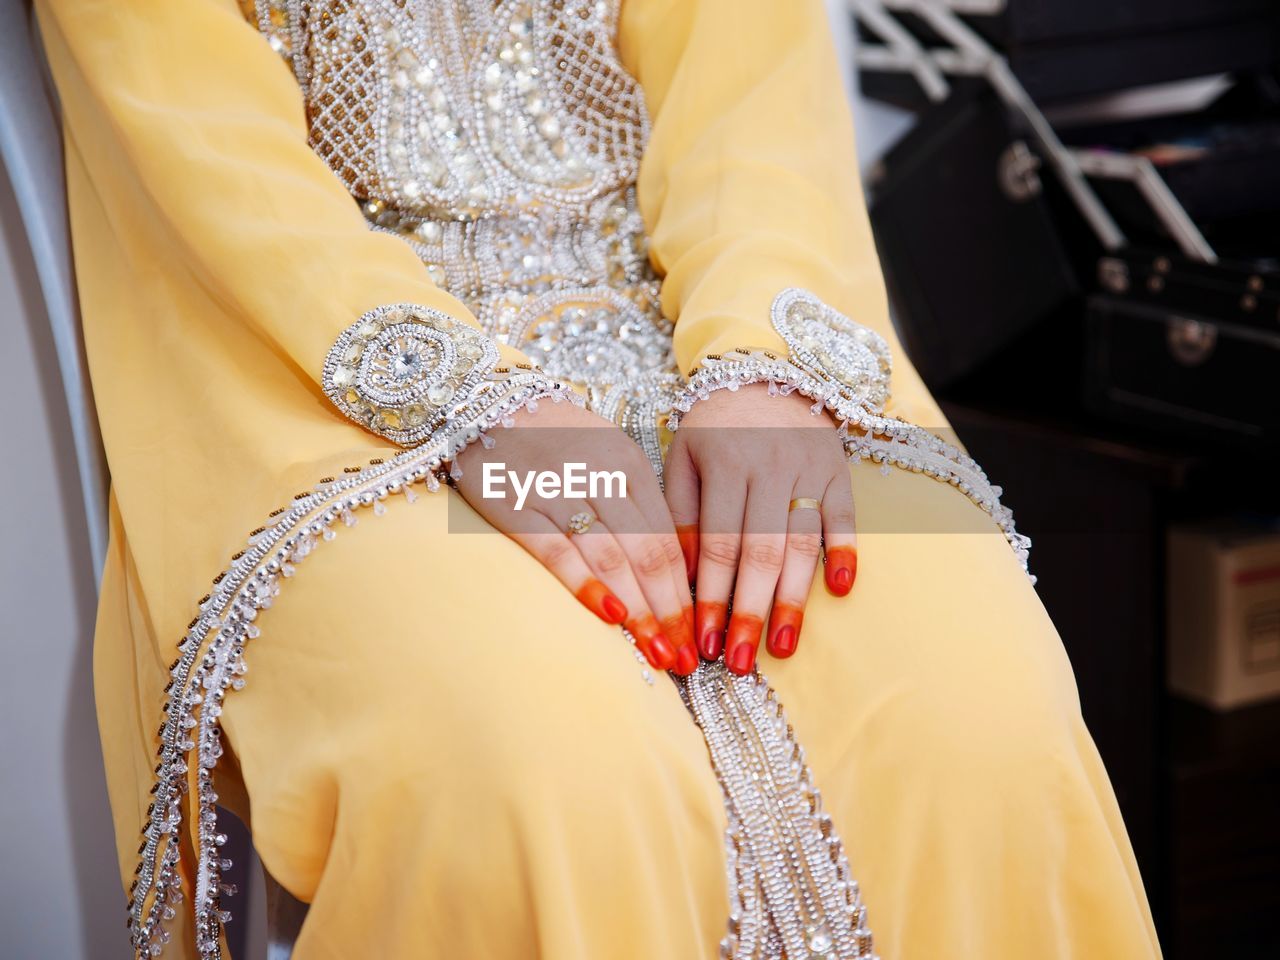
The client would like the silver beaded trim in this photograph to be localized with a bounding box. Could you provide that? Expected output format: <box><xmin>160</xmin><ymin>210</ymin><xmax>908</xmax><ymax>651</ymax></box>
<box><xmin>670</xmin><ymin>289</ymin><xmax>1033</xmax><ymax>576</ymax></box>
<box><xmin>681</xmin><ymin>668</ymin><xmax>878</xmax><ymax>960</ymax></box>
<box><xmin>125</xmin><ymin>383</ymin><xmax>577</xmax><ymax>959</ymax></box>
<box><xmin>125</xmin><ymin>415</ymin><xmax>882</xmax><ymax>959</ymax></box>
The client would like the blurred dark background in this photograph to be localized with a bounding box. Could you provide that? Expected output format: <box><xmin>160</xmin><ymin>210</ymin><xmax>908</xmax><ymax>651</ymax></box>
<box><xmin>849</xmin><ymin>1</ymin><xmax>1280</xmax><ymax>956</ymax></box>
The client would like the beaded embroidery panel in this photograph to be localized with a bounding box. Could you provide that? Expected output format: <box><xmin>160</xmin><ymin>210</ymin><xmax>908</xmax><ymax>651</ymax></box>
<box><xmin>117</xmin><ymin>6</ymin><xmax>1038</xmax><ymax>960</ymax></box>
<box><xmin>255</xmin><ymin>0</ymin><xmax>681</xmax><ymax>463</ymax></box>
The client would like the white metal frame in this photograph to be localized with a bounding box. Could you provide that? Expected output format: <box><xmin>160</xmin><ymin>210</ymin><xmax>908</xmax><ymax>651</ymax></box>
<box><xmin>849</xmin><ymin>0</ymin><xmax>1217</xmax><ymax>262</ymax></box>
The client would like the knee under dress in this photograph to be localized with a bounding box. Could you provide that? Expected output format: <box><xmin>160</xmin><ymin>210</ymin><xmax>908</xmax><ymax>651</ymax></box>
<box><xmin>37</xmin><ymin>0</ymin><xmax>1161</xmax><ymax>957</ymax></box>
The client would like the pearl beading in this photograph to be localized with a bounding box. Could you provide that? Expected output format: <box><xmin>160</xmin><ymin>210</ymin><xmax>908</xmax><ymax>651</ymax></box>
<box><xmin>126</xmin><ymin>379</ymin><xmax>577</xmax><ymax>959</ymax></box>
<box><xmin>670</xmin><ymin>290</ymin><xmax>1033</xmax><ymax>576</ymax></box>
<box><xmin>121</xmin><ymin>6</ymin><xmax>1032</xmax><ymax>959</ymax></box>
<box><xmin>681</xmin><ymin>668</ymin><xmax>878</xmax><ymax>960</ymax></box>
<box><xmin>262</xmin><ymin>0</ymin><xmax>648</xmax><ymax>216</ymax></box>
<box><xmin>254</xmin><ymin>0</ymin><xmax>684</xmax><ymax>463</ymax></box>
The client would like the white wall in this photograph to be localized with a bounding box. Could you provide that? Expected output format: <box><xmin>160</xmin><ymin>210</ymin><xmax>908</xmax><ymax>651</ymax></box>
<box><xmin>0</xmin><ymin>166</ymin><xmax>122</xmax><ymax>956</ymax></box>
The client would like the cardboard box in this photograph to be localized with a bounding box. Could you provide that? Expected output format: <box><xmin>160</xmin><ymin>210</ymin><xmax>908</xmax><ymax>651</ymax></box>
<box><xmin>1168</xmin><ymin>521</ymin><xmax>1280</xmax><ymax>710</ymax></box>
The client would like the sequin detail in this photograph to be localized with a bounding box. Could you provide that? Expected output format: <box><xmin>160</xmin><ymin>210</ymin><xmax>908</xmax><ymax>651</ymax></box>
<box><xmin>670</xmin><ymin>289</ymin><xmax>1032</xmax><ymax>576</ymax></box>
<box><xmin>125</xmin><ymin>384</ymin><xmax>577</xmax><ymax>960</ymax></box>
<box><xmin>681</xmin><ymin>670</ymin><xmax>877</xmax><ymax>960</ymax></box>
<box><xmin>256</xmin><ymin>0</ymin><xmax>680</xmax><ymax>461</ymax></box>
<box><xmin>322</xmin><ymin>302</ymin><xmax>544</xmax><ymax>446</ymax></box>
<box><xmin>123</xmin><ymin>4</ymin><xmax>1034</xmax><ymax>958</ymax></box>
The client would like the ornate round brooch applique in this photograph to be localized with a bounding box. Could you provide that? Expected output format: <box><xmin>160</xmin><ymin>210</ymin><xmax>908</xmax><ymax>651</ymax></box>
<box><xmin>770</xmin><ymin>288</ymin><xmax>893</xmax><ymax>413</ymax></box>
<box><xmin>322</xmin><ymin>303</ymin><xmax>500</xmax><ymax>445</ymax></box>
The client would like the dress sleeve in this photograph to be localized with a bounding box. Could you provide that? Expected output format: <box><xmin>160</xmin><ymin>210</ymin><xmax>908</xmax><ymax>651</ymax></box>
<box><xmin>619</xmin><ymin>0</ymin><xmax>944</xmax><ymax>429</ymax></box>
<box><xmin>36</xmin><ymin>0</ymin><xmax>569</xmax><ymax>450</ymax></box>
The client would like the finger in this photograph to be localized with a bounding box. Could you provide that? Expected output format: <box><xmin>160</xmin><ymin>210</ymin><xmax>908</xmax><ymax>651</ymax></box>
<box><xmin>628</xmin><ymin>465</ymin><xmax>696</xmax><ymax>672</ymax></box>
<box><xmin>694</xmin><ymin>469</ymin><xmax>747</xmax><ymax>661</ymax></box>
<box><xmin>604</xmin><ymin>499</ymin><xmax>698</xmax><ymax>675</ymax></box>
<box><xmin>723</xmin><ymin>480</ymin><xmax>790</xmax><ymax>676</ymax></box>
<box><xmin>822</xmin><ymin>470</ymin><xmax>859</xmax><ymax>596</ymax></box>
<box><xmin>563</xmin><ymin>513</ymin><xmax>676</xmax><ymax>671</ymax></box>
<box><xmin>663</xmin><ymin>434</ymin><xmax>701</xmax><ymax>583</ymax></box>
<box><xmin>505</xmin><ymin>513</ymin><xmax>630</xmax><ymax>628</ymax></box>
<box><xmin>766</xmin><ymin>493</ymin><xmax>824</xmax><ymax>659</ymax></box>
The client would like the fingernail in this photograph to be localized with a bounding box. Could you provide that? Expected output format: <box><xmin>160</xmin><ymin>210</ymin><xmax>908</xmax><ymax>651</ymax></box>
<box><xmin>674</xmin><ymin>643</ymin><xmax>699</xmax><ymax>676</ymax></box>
<box><xmin>602</xmin><ymin>594</ymin><xmax>627</xmax><ymax>624</ymax></box>
<box><xmin>766</xmin><ymin>603</ymin><xmax>803</xmax><ymax>658</ymax></box>
<box><xmin>676</xmin><ymin>525</ymin><xmax>699</xmax><ymax>583</ymax></box>
<box><xmin>629</xmin><ymin>615</ymin><xmax>676</xmax><ymax>671</ymax></box>
<box><xmin>772</xmin><ymin>625</ymin><xmax>796</xmax><ymax>657</ymax></box>
<box><xmin>695</xmin><ymin>600</ymin><xmax>728</xmax><ymax>660</ymax></box>
<box><xmin>577</xmin><ymin>579</ymin><xmax>628</xmax><ymax>625</ymax></box>
<box><xmin>647</xmin><ymin>634</ymin><xmax>676</xmax><ymax>671</ymax></box>
<box><xmin>725</xmin><ymin>614</ymin><xmax>763</xmax><ymax>675</ymax></box>
<box><xmin>826</xmin><ymin>547</ymin><xmax>858</xmax><ymax>597</ymax></box>
<box><xmin>726</xmin><ymin>640</ymin><xmax>755</xmax><ymax>675</ymax></box>
<box><xmin>700</xmin><ymin>624</ymin><xmax>724</xmax><ymax>660</ymax></box>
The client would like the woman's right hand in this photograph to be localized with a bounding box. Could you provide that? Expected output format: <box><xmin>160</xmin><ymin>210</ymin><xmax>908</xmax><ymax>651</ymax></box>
<box><xmin>453</xmin><ymin>400</ymin><xmax>697</xmax><ymax>674</ymax></box>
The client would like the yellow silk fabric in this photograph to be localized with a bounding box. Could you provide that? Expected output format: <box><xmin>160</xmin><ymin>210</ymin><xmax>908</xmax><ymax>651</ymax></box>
<box><xmin>38</xmin><ymin>0</ymin><xmax>1160</xmax><ymax>956</ymax></box>
<box><xmin>621</xmin><ymin>0</ymin><xmax>941</xmax><ymax>432</ymax></box>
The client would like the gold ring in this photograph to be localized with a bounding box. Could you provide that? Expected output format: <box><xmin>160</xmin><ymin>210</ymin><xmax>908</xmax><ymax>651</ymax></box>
<box><xmin>788</xmin><ymin>497</ymin><xmax>822</xmax><ymax>513</ymax></box>
<box><xmin>566</xmin><ymin>511</ymin><xmax>597</xmax><ymax>535</ymax></box>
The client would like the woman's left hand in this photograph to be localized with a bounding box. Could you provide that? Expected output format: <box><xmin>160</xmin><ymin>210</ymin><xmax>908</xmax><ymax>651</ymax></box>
<box><xmin>665</xmin><ymin>383</ymin><xmax>858</xmax><ymax>675</ymax></box>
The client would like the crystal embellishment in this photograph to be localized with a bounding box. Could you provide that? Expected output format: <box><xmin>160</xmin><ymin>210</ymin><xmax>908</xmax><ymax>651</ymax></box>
<box><xmin>669</xmin><ymin>289</ymin><xmax>1033</xmax><ymax>577</ymax></box>
<box><xmin>322</xmin><ymin>303</ymin><xmax>504</xmax><ymax>446</ymax></box>
<box><xmin>120</xmin><ymin>4</ymin><xmax>1034</xmax><ymax>959</ymax></box>
<box><xmin>255</xmin><ymin>0</ymin><xmax>677</xmax><ymax>466</ymax></box>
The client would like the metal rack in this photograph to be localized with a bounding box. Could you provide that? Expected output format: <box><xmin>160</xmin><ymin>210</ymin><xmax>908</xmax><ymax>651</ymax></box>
<box><xmin>849</xmin><ymin>0</ymin><xmax>1218</xmax><ymax>262</ymax></box>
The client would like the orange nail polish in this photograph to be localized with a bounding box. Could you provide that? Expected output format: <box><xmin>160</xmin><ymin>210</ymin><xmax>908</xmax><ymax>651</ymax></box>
<box><xmin>674</xmin><ymin>643</ymin><xmax>698</xmax><ymax>676</ymax></box>
<box><xmin>724</xmin><ymin>613</ymin><xmax>764</xmax><ymax>675</ymax></box>
<box><xmin>676</xmin><ymin>524</ymin><xmax>699</xmax><ymax>583</ymax></box>
<box><xmin>695</xmin><ymin>600</ymin><xmax>728</xmax><ymax>660</ymax></box>
<box><xmin>576</xmin><ymin>579</ymin><xmax>627</xmax><ymax>625</ymax></box>
<box><xmin>602</xmin><ymin>594</ymin><xmax>627</xmax><ymax>624</ymax></box>
<box><xmin>825</xmin><ymin>547</ymin><xmax>858</xmax><ymax>597</ymax></box>
<box><xmin>766</xmin><ymin>603</ymin><xmax>804</xmax><ymax>658</ymax></box>
<box><xmin>661</xmin><ymin>608</ymin><xmax>696</xmax><ymax>656</ymax></box>
<box><xmin>629</xmin><ymin>614</ymin><xmax>676</xmax><ymax>671</ymax></box>
<box><xmin>648</xmin><ymin>635</ymin><xmax>676</xmax><ymax>671</ymax></box>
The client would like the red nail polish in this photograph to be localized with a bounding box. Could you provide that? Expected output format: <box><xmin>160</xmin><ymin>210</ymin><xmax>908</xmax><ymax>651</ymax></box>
<box><xmin>647</xmin><ymin>634</ymin><xmax>676</xmax><ymax>671</ymax></box>
<box><xmin>826</xmin><ymin>547</ymin><xmax>858</xmax><ymax>596</ymax></box>
<box><xmin>725</xmin><ymin>614</ymin><xmax>763</xmax><ymax>675</ymax></box>
<box><xmin>700</xmin><ymin>625</ymin><xmax>723</xmax><ymax>661</ymax></box>
<box><xmin>629</xmin><ymin>615</ymin><xmax>676</xmax><ymax>671</ymax></box>
<box><xmin>766</xmin><ymin>603</ymin><xmax>803</xmax><ymax>658</ymax></box>
<box><xmin>676</xmin><ymin>525</ymin><xmax>699</xmax><ymax>583</ymax></box>
<box><xmin>577</xmin><ymin>579</ymin><xmax>628</xmax><ymax>625</ymax></box>
<box><xmin>727</xmin><ymin>640</ymin><xmax>755</xmax><ymax>675</ymax></box>
<box><xmin>674</xmin><ymin>643</ymin><xmax>699</xmax><ymax>676</ymax></box>
<box><xmin>601</xmin><ymin>594</ymin><xmax>627</xmax><ymax>624</ymax></box>
<box><xmin>771</xmin><ymin>625</ymin><xmax>796</xmax><ymax>657</ymax></box>
<box><xmin>695</xmin><ymin>600</ymin><xmax>728</xmax><ymax>660</ymax></box>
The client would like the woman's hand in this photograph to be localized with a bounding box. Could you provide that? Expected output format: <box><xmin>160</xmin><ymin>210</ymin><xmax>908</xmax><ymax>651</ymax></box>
<box><xmin>454</xmin><ymin>400</ymin><xmax>697</xmax><ymax>674</ymax></box>
<box><xmin>665</xmin><ymin>384</ymin><xmax>858</xmax><ymax>675</ymax></box>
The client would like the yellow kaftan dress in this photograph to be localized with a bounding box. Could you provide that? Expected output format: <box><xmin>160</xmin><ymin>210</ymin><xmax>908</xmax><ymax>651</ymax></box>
<box><xmin>37</xmin><ymin>0</ymin><xmax>1161</xmax><ymax>956</ymax></box>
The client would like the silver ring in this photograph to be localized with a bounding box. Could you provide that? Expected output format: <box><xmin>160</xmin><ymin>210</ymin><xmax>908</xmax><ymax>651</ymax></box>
<box><xmin>567</xmin><ymin>511</ymin><xmax>597</xmax><ymax>536</ymax></box>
